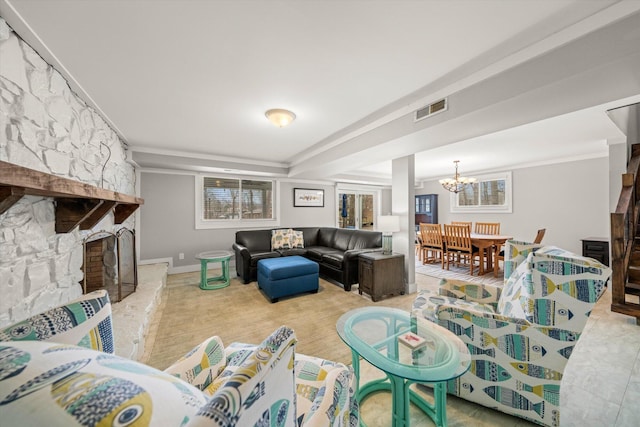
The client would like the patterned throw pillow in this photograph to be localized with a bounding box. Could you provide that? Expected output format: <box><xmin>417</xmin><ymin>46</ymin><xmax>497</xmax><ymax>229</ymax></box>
<box><xmin>0</xmin><ymin>341</ymin><xmax>208</xmax><ymax>426</ymax></box>
<box><xmin>271</xmin><ymin>229</ymin><xmax>292</xmax><ymax>250</ymax></box>
<box><xmin>0</xmin><ymin>290</ymin><xmax>114</xmax><ymax>354</ymax></box>
<box><xmin>289</xmin><ymin>229</ymin><xmax>305</xmax><ymax>248</ymax></box>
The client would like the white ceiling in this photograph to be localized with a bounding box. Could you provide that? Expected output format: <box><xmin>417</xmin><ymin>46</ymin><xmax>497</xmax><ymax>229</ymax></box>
<box><xmin>2</xmin><ymin>0</ymin><xmax>640</xmax><ymax>183</ymax></box>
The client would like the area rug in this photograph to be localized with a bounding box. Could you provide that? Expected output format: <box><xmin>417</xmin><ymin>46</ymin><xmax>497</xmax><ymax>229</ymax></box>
<box><xmin>416</xmin><ymin>261</ymin><xmax>504</xmax><ymax>287</ymax></box>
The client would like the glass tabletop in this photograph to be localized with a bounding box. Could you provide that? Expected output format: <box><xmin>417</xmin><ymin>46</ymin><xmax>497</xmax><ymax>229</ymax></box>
<box><xmin>336</xmin><ymin>307</ymin><xmax>470</xmax><ymax>383</ymax></box>
<box><xmin>195</xmin><ymin>250</ymin><xmax>233</xmax><ymax>260</ymax></box>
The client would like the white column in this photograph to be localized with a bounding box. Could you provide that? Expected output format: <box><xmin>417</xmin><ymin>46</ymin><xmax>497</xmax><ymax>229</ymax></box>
<box><xmin>392</xmin><ymin>155</ymin><xmax>416</xmax><ymax>294</ymax></box>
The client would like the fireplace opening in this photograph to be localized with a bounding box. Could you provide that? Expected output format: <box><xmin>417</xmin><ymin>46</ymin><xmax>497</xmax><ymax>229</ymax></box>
<box><xmin>81</xmin><ymin>228</ymin><xmax>137</xmax><ymax>302</ymax></box>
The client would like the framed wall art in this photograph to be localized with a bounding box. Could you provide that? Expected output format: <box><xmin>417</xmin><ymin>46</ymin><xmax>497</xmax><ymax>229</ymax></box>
<box><xmin>294</xmin><ymin>188</ymin><xmax>324</xmax><ymax>207</ymax></box>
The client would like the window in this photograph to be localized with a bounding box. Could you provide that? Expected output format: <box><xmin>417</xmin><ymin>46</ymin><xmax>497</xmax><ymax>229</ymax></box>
<box><xmin>196</xmin><ymin>176</ymin><xmax>278</xmax><ymax>229</ymax></box>
<box><xmin>450</xmin><ymin>171</ymin><xmax>512</xmax><ymax>213</ymax></box>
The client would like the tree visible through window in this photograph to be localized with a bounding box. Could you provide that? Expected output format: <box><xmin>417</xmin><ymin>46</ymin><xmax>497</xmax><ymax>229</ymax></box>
<box><xmin>203</xmin><ymin>177</ymin><xmax>273</xmax><ymax>220</ymax></box>
<box><xmin>452</xmin><ymin>171</ymin><xmax>511</xmax><ymax>213</ymax></box>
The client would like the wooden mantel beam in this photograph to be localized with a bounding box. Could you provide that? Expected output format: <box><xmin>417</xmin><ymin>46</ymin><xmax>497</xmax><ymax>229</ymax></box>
<box><xmin>0</xmin><ymin>161</ymin><xmax>143</xmax><ymax>232</ymax></box>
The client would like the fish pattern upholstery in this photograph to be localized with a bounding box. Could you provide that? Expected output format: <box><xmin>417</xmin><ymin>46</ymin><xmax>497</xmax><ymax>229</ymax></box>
<box><xmin>1</xmin><ymin>295</ymin><xmax>358</xmax><ymax>427</ymax></box>
<box><xmin>0</xmin><ymin>290</ymin><xmax>113</xmax><ymax>353</ymax></box>
<box><xmin>412</xmin><ymin>246</ymin><xmax>611</xmax><ymax>426</ymax></box>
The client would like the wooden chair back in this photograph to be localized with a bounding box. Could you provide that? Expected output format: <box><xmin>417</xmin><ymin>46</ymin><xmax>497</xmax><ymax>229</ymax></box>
<box><xmin>420</xmin><ymin>223</ymin><xmax>443</xmax><ymax>248</ymax></box>
<box><xmin>451</xmin><ymin>221</ymin><xmax>472</xmax><ymax>230</ymax></box>
<box><xmin>534</xmin><ymin>228</ymin><xmax>546</xmax><ymax>244</ymax></box>
<box><xmin>444</xmin><ymin>224</ymin><xmax>472</xmax><ymax>252</ymax></box>
<box><xmin>475</xmin><ymin>222</ymin><xmax>501</xmax><ymax>235</ymax></box>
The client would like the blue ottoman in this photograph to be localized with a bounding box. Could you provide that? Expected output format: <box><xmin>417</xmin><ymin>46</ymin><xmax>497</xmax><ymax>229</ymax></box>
<box><xmin>257</xmin><ymin>256</ymin><xmax>319</xmax><ymax>303</ymax></box>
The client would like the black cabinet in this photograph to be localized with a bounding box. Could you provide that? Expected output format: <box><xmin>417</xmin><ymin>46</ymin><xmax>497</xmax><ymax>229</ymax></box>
<box><xmin>581</xmin><ymin>237</ymin><xmax>609</xmax><ymax>266</ymax></box>
<box><xmin>415</xmin><ymin>194</ymin><xmax>438</xmax><ymax>230</ymax></box>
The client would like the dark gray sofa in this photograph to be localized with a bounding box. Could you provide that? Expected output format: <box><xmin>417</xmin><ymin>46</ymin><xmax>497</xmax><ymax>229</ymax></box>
<box><xmin>232</xmin><ymin>227</ymin><xmax>382</xmax><ymax>291</ymax></box>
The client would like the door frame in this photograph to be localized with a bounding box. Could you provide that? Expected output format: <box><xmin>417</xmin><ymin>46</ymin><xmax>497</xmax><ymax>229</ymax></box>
<box><xmin>335</xmin><ymin>184</ymin><xmax>382</xmax><ymax>230</ymax></box>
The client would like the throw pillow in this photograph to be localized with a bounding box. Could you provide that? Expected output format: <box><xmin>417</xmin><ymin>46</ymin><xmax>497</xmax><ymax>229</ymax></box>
<box><xmin>0</xmin><ymin>341</ymin><xmax>208</xmax><ymax>426</ymax></box>
<box><xmin>271</xmin><ymin>229</ymin><xmax>292</xmax><ymax>250</ymax></box>
<box><xmin>289</xmin><ymin>229</ymin><xmax>305</xmax><ymax>248</ymax></box>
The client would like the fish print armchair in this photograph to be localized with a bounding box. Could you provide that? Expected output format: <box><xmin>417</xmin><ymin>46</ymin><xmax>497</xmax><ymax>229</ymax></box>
<box><xmin>0</xmin><ymin>290</ymin><xmax>358</xmax><ymax>427</ymax></box>
<box><xmin>412</xmin><ymin>246</ymin><xmax>611</xmax><ymax>426</ymax></box>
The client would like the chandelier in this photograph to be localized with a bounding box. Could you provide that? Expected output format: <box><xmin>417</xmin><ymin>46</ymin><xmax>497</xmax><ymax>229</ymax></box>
<box><xmin>439</xmin><ymin>160</ymin><xmax>476</xmax><ymax>193</ymax></box>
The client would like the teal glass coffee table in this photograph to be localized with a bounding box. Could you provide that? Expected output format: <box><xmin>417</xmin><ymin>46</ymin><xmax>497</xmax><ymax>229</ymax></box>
<box><xmin>195</xmin><ymin>250</ymin><xmax>233</xmax><ymax>290</ymax></box>
<box><xmin>336</xmin><ymin>307</ymin><xmax>470</xmax><ymax>427</ymax></box>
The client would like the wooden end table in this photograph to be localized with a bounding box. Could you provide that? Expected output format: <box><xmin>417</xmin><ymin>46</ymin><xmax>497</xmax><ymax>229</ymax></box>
<box><xmin>358</xmin><ymin>252</ymin><xmax>405</xmax><ymax>302</ymax></box>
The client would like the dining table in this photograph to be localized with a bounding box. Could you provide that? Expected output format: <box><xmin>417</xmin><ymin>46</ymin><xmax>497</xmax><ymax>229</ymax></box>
<box><xmin>469</xmin><ymin>233</ymin><xmax>512</xmax><ymax>275</ymax></box>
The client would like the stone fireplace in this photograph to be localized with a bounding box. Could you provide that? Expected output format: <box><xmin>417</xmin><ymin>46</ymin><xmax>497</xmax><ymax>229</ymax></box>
<box><xmin>82</xmin><ymin>229</ymin><xmax>137</xmax><ymax>303</ymax></box>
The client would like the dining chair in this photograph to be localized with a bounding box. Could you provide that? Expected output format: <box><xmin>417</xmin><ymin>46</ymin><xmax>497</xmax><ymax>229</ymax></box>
<box><xmin>474</xmin><ymin>222</ymin><xmax>500</xmax><ymax>271</ymax></box>
<box><xmin>493</xmin><ymin>228</ymin><xmax>546</xmax><ymax>277</ymax></box>
<box><xmin>415</xmin><ymin>232</ymin><xmax>423</xmax><ymax>261</ymax></box>
<box><xmin>534</xmin><ymin>228</ymin><xmax>546</xmax><ymax>243</ymax></box>
<box><xmin>474</xmin><ymin>222</ymin><xmax>500</xmax><ymax>235</ymax></box>
<box><xmin>451</xmin><ymin>221</ymin><xmax>472</xmax><ymax>229</ymax></box>
<box><xmin>443</xmin><ymin>224</ymin><xmax>480</xmax><ymax>275</ymax></box>
<box><xmin>419</xmin><ymin>223</ymin><xmax>445</xmax><ymax>267</ymax></box>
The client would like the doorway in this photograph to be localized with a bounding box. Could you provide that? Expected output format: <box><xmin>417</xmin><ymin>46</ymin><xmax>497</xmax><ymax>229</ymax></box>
<box><xmin>337</xmin><ymin>191</ymin><xmax>376</xmax><ymax>230</ymax></box>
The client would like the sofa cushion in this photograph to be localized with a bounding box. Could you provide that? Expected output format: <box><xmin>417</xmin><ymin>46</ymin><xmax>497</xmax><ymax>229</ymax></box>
<box><xmin>0</xmin><ymin>290</ymin><xmax>114</xmax><ymax>354</ymax></box>
<box><xmin>317</xmin><ymin>228</ymin><xmax>337</xmax><ymax>247</ymax></box>
<box><xmin>0</xmin><ymin>341</ymin><xmax>208</xmax><ymax>426</ymax></box>
<box><xmin>322</xmin><ymin>252</ymin><xmax>345</xmax><ymax>269</ymax></box>
<box><xmin>249</xmin><ymin>251</ymin><xmax>282</xmax><ymax>268</ymax></box>
<box><xmin>277</xmin><ymin>248</ymin><xmax>308</xmax><ymax>257</ymax></box>
<box><xmin>347</xmin><ymin>229</ymin><xmax>382</xmax><ymax>250</ymax></box>
<box><xmin>304</xmin><ymin>246</ymin><xmax>340</xmax><ymax>262</ymax></box>
<box><xmin>332</xmin><ymin>229</ymin><xmax>353</xmax><ymax>251</ymax></box>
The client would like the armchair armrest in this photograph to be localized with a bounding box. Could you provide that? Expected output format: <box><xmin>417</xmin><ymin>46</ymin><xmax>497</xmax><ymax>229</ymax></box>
<box><xmin>413</xmin><ymin>289</ymin><xmax>497</xmax><ymax>323</ymax></box>
<box><xmin>295</xmin><ymin>353</ymin><xmax>358</xmax><ymax>427</ymax></box>
<box><xmin>437</xmin><ymin>278</ymin><xmax>502</xmax><ymax>311</ymax></box>
<box><xmin>164</xmin><ymin>335</ymin><xmax>226</xmax><ymax>393</ymax></box>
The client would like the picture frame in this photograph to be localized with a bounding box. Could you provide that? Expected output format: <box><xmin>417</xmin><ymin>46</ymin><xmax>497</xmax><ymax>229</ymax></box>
<box><xmin>294</xmin><ymin>188</ymin><xmax>324</xmax><ymax>207</ymax></box>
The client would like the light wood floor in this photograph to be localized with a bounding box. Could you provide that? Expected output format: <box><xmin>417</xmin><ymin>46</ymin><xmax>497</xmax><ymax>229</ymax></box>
<box><xmin>143</xmin><ymin>270</ymin><xmax>537</xmax><ymax>426</ymax></box>
<box><xmin>145</xmin><ymin>271</ymin><xmax>435</xmax><ymax>370</ymax></box>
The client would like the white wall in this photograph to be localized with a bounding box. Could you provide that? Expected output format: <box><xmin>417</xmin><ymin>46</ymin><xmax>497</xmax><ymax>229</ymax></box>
<box><xmin>0</xmin><ymin>19</ymin><xmax>136</xmax><ymax>327</ymax></box>
<box><xmin>416</xmin><ymin>157</ymin><xmax>610</xmax><ymax>254</ymax></box>
<box><xmin>139</xmin><ymin>171</ymin><xmax>336</xmax><ymax>270</ymax></box>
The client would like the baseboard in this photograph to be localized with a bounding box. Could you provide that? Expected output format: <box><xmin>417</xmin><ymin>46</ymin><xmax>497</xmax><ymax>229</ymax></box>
<box><xmin>139</xmin><ymin>258</ymin><xmax>237</xmax><ymax>275</ymax></box>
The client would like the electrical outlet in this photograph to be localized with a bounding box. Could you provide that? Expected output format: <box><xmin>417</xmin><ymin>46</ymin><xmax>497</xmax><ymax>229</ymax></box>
<box><xmin>178</xmin><ymin>252</ymin><xmax>184</xmax><ymax>260</ymax></box>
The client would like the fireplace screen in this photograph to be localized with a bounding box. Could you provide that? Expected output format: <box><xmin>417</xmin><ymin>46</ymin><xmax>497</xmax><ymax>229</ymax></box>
<box><xmin>81</xmin><ymin>228</ymin><xmax>137</xmax><ymax>302</ymax></box>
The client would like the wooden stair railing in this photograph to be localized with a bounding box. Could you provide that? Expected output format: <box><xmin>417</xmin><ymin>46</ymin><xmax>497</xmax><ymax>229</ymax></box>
<box><xmin>611</xmin><ymin>144</ymin><xmax>640</xmax><ymax>323</ymax></box>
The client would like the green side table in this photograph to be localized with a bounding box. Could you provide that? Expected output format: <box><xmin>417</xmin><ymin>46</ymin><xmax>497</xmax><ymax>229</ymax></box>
<box><xmin>336</xmin><ymin>307</ymin><xmax>471</xmax><ymax>427</ymax></box>
<box><xmin>195</xmin><ymin>250</ymin><xmax>233</xmax><ymax>290</ymax></box>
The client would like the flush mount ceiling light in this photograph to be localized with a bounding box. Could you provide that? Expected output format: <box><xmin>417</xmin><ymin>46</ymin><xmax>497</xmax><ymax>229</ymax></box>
<box><xmin>265</xmin><ymin>109</ymin><xmax>296</xmax><ymax>128</ymax></box>
<box><xmin>439</xmin><ymin>160</ymin><xmax>476</xmax><ymax>193</ymax></box>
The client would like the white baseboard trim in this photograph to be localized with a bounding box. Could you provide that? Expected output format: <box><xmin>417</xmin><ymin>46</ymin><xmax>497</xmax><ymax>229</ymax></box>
<box><xmin>139</xmin><ymin>258</ymin><xmax>236</xmax><ymax>276</ymax></box>
<box><xmin>139</xmin><ymin>257</ymin><xmax>173</xmax><ymax>269</ymax></box>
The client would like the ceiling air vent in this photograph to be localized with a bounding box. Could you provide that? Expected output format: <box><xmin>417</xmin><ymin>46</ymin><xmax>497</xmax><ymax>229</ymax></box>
<box><xmin>415</xmin><ymin>98</ymin><xmax>448</xmax><ymax>122</ymax></box>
